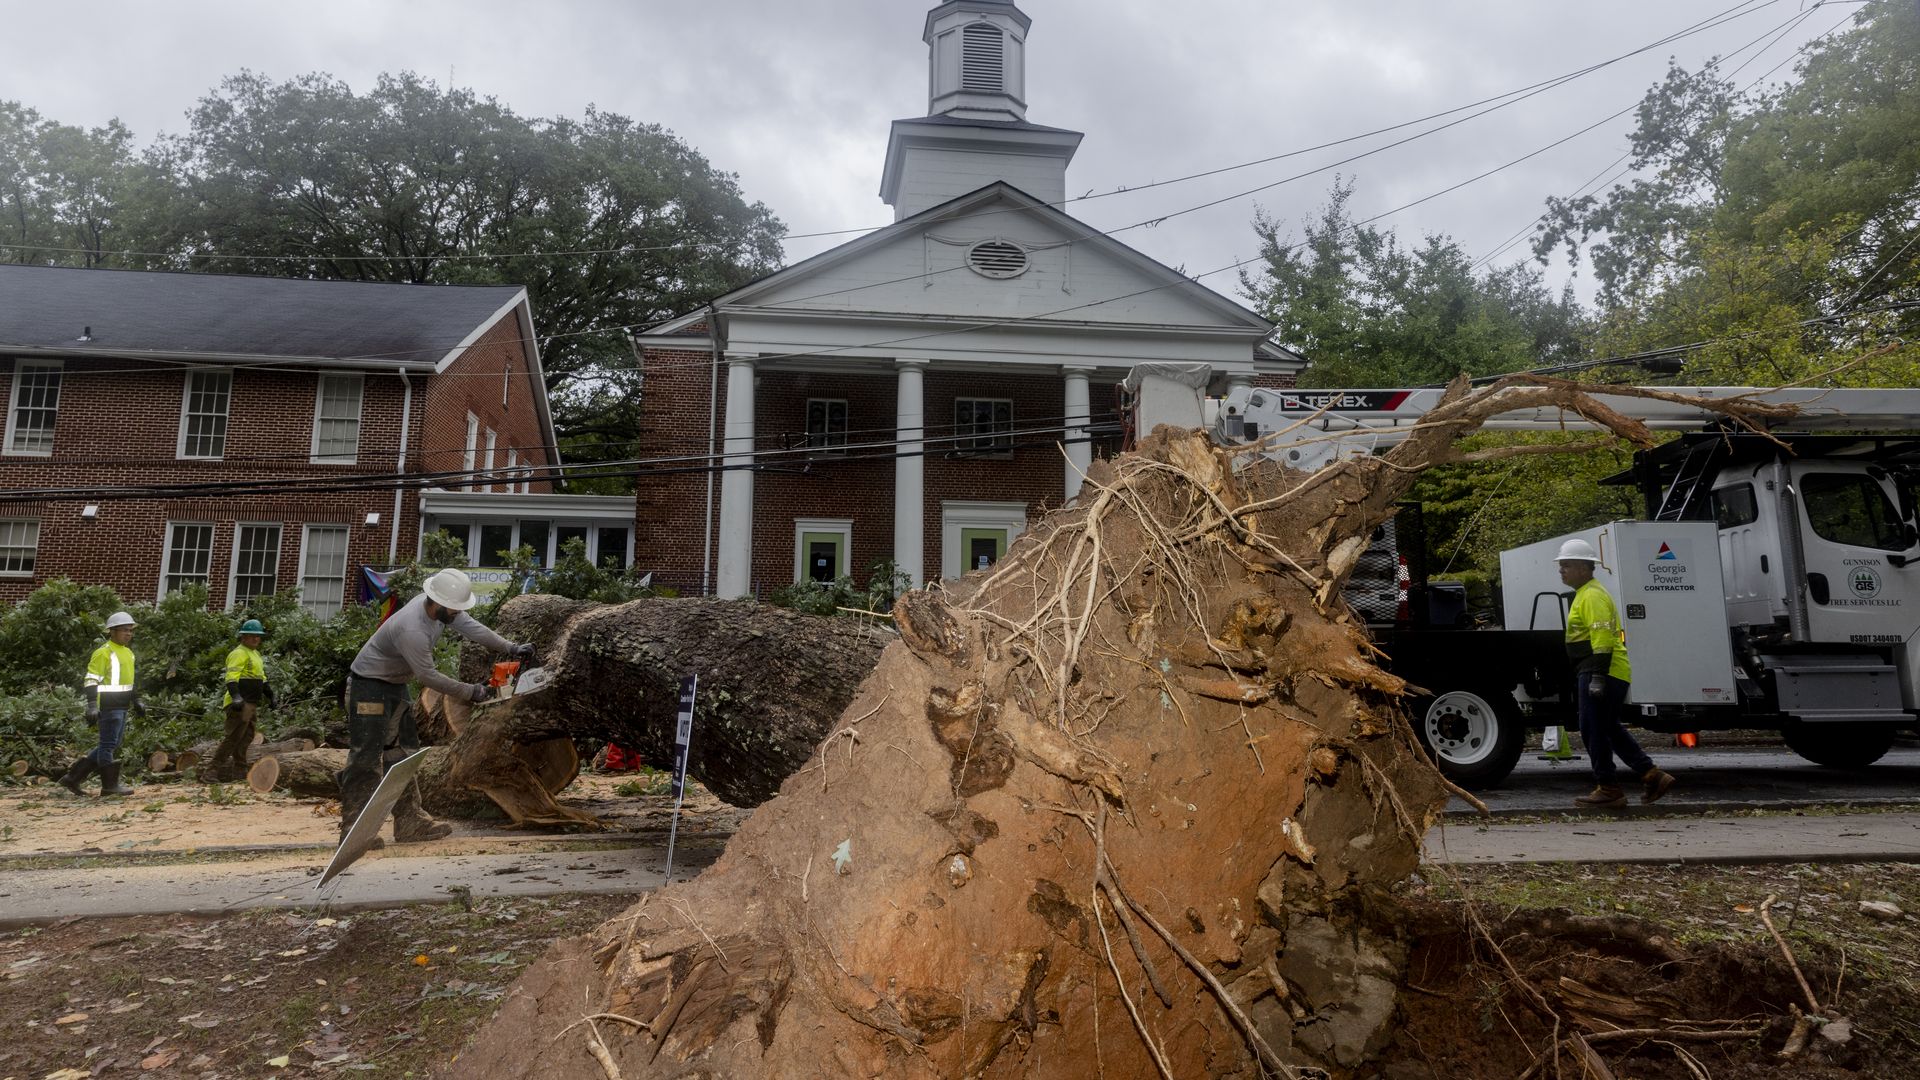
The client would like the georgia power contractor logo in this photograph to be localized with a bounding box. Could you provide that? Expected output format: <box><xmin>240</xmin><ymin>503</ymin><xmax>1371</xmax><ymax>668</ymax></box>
<box><xmin>1646</xmin><ymin>540</ymin><xmax>1694</xmax><ymax>591</ymax></box>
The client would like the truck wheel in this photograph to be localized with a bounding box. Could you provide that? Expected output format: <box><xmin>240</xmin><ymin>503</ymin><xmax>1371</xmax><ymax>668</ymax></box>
<box><xmin>1414</xmin><ymin>687</ymin><xmax>1525</xmax><ymax>787</ymax></box>
<box><xmin>1780</xmin><ymin>722</ymin><xmax>1897</xmax><ymax>768</ymax></box>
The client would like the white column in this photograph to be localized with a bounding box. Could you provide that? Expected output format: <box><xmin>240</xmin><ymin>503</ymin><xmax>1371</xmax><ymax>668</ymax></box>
<box><xmin>893</xmin><ymin>359</ymin><xmax>928</xmax><ymax>587</ymax></box>
<box><xmin>1227</xmin><ymin>372</ymin><xmax>1256</xmax><ymax>395</ymax></box>
<box><xmin>1062</xmin><ymin>365</ymin><xmax>1094</xmax><ymax>502</ymax></box>
<box><xmin>716</xmin><ymin>356</ymin><xmax>757</xmax><ymax>598</ymax></box>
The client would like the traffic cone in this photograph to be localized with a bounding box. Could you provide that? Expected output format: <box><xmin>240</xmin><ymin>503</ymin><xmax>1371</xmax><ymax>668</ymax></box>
<box><xmin>1676</xmin><ymin>731</ymin><xmax>1699</xmax><ymax>748</ymax></box>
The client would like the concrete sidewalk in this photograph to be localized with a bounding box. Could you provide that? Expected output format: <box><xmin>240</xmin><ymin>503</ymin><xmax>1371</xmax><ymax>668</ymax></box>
<box><xmin>0</xmin><ymin>842</ymin><xmax>723</xmax><ymax>928</ymax></box>
<box><xmin>1424</xmin><ymin>810</ymin><xmax>1920</xmax><ymax>865</ymax></box>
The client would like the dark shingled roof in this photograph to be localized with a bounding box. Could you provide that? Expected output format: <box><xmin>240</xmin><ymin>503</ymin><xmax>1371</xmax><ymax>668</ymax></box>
<box><xmin>0</xmin><ymin>264</ymin><xmax>525</xmax><ymax>368</ymax></box>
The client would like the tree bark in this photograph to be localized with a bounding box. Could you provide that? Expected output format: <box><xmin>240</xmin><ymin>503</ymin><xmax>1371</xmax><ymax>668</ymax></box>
<box><xmin>445</xmin><ymin>378</ymin><xmax>1793</xmax><ymax>1077</ymax></box>
<box><xmin>441</xmin><ymin>597</ymin><xmax>890</xmax><ymax>824</ymax></box>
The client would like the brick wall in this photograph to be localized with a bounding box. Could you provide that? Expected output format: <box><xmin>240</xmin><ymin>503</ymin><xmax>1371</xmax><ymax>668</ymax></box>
<box><xmin>418</xmin><ymin>312</ymin><xmax>551</xmax><ymax>495</ymax></box>
<box><xmin>0</xmin><ymin>303</ymin><xmax>546</xmax><ymax>607</ymax></box>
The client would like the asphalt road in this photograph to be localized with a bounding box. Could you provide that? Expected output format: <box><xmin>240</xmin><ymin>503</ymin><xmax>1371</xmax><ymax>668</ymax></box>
<box><xmin>1449</xmin><ymin>743</ymin><xmax>1920</xmax><ymax>816</ymax></box>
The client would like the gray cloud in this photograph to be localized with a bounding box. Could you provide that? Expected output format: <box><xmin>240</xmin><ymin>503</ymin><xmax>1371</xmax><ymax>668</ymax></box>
<box><xmin>3</xmin><ymin>0</ymin><xmax>1848</xmax><ymax>306</ymax></box>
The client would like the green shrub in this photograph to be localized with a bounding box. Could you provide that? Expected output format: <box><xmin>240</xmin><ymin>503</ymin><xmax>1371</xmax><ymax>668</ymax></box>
<box><xmin>768</xmin><ymin>560</ymin><xmax>909</xmax><ymax>618</ymax></box>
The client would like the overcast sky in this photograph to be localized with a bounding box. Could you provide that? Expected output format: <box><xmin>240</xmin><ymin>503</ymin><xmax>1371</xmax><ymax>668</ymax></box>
<box><xmin>1</xmin><ymin>0</ymin><xmax>1854</xmax><ymax>307</ymax></box>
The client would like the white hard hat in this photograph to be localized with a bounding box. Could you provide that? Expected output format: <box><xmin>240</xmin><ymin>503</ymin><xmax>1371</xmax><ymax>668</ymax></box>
<box><xmin>1555</xmin><ymin>538</ymin><xmax>1600</xmax><ymax>564</ymax></box>
<box><xmin>423</xmin><ymin>568</ymin><xmax>477</xmax><ymax>611</ymax></box>
<box><xmin>105</xmin><ymin>611</ymin><xmax>136</xmax><ymax>629</ymax></box>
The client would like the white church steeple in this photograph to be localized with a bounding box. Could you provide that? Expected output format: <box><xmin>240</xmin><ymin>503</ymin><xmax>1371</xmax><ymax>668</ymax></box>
<box><xmin>880</xmin><ymin>0</ymin><xmax>1083</xmax><ymax>221</ymax></box>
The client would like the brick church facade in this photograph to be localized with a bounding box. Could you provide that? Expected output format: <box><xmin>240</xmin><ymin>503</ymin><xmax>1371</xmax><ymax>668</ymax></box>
<box><xmin>632</xmin><ymin>0</ymin><xmax>1302</xmax><ymax>597</ymax></box>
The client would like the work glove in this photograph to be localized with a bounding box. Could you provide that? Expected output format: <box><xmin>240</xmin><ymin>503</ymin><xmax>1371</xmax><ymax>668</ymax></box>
<box><xmin>467</xmin><ymin>681</ymin><xmax>496</xmax><ymax>704</ymax></box>
<box><xmin>84</xmin><ymin>706</ymin><xmax>99</xmax><ymax>728</ymax></box>
<box><xmin>1585</xmin><ymin>678</ymin><xmax>1606</xmax><ymax>700</ymax></box>
<box><xmin>263</xmin><ymin>686</ymin><xmax>278</xmax><ymax>709</ymax></box>
<box><xmin>132</xmin><ymin>700</ymin><xmax>147</xmax><ymax>720</ymax></box>
<box><xmin>510</xmin><ymin>642</ymin><xmax>536</xmax><ymax>663</ymax></box>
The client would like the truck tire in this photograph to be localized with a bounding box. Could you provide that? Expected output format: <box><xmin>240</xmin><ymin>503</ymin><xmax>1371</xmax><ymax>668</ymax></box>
<box><xmin>1780</xmin><ymin>721</ymin><xmax>1898</xmax><ymax>768</ymax></box>
<box><xmin>1412</xmin><ymin>686</ymin><xmax>1526</xmax><ymax>787</ymax></box>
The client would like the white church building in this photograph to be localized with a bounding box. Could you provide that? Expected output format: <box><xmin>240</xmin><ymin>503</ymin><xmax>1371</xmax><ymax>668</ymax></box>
<box><xmin>632</xmin><ymin>0</ymin><xmax>1303</xmax><ymax>598</ymax></box>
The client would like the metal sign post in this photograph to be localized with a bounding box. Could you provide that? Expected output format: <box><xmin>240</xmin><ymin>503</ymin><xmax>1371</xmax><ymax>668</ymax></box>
<box><xmin>662</xmin><ymin>674</ymin><xmax>698</xmax><ymax>881</ymax></box>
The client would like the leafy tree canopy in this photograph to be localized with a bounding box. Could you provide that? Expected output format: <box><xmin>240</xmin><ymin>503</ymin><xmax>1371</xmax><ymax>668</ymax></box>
<box><xmin>1241</xmin><ymin>180</ymin><xmax>1589</xmax><ymax>388</ymax></box>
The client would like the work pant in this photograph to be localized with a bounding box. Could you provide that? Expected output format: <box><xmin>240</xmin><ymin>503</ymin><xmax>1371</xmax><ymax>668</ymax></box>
<box><xmin>1576</xmin><ymin>673</ymin><xmax>1654</xmax><ymax>785</ymax></box>
<box><xmin>337</xmin><ymin>676</ymin><xmax>419</xmax><ymax>826</ymax></box>
<box><xmin>85</xmin><ymin>706</ymin><xmax>129</xmax><ymax>767</ymax></box>
<box><xmin>212</xmin><ymin>700</ymin><xmax>258</xmax><ymax>777</ymax></box>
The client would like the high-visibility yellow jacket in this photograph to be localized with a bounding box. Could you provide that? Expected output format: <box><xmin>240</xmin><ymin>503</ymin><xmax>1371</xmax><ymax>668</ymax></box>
<box><xmin>83</xmin><ymin>642</ymin><xmax>137</xmax><ymax>708</ymax></box>
<box><xmin>224</xmin><ymin>644</ymin><xmax>267</xmax><ymax>707</ymax></box>
<box><xmin>1566</xmin><ymin>579</ymin><xmax>1632</xmax><ymax>683</ymax></box>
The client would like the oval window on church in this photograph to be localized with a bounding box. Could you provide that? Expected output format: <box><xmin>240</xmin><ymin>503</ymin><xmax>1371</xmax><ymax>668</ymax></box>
<box><xmin>967</xmin><ymin>239</ymin><xmax>1029</xmax><ymax>279</ymax></box>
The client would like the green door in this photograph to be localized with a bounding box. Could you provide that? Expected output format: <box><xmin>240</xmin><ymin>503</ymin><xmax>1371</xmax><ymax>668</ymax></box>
<box><xmin>961</xmin><ymin>527</ymin><xmax>1007</xmax><ymax>573</ymax></box>
<box><xmin>801</xmin><ymin>531</ymin><xmax>845</xmax><ymax>583</ymax></box>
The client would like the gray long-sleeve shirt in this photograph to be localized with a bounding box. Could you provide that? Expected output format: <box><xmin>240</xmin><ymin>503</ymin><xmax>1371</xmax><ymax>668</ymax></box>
<box><xmin>350</xmin><ymin>593</ymin><xmax>513</xmax><ymax>697</ymax></box>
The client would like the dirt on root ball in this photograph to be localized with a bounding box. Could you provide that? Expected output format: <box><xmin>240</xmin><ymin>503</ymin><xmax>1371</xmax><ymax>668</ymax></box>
<box><xmin>1376</xmin><ymin>899</ymin><xmax>1915</xmax><ymax>1079</ymax></box>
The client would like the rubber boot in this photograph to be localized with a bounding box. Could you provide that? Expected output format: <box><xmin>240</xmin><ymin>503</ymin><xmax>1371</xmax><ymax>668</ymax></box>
<box><xmin>1641</xmin><ymin>767</ymin><xmax>1676</xmax><ymax>804</ymax></box>
<box><xmin>392</xmin><ymin>780</ymin><xmax>451</xmax><ymax>843</ymax></box>
<box><xmin>99</xmin><ymin>763</ymin><xmax>134</xmax><ymax>797</ymax></box>
<box><xmin>1574</xmin><ymin>784</ymin><xmax>1626</xmax><ymax>809</ymax></box>
<box><xmin>59</xmin><ymin>758</ymin><xmax>97</xmax><ymax>796</ymax></box>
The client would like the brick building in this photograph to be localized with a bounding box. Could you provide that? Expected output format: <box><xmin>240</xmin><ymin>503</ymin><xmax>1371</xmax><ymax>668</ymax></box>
<box><xmin>0</xmin><ymin>264</ymin><xmax>561</xmax><ymax>612</ymax></box>
<box><xmin>633</xmin><ymin>0</ymin><xmax>1303</xmax><ymax>597</ymax></box>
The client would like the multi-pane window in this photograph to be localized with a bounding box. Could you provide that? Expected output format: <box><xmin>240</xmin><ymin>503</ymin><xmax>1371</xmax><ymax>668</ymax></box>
<box><xmin>179</xmin><ymin>370</ymin><xmax>233</xmax><ymax>459</ymax></box>
<box><xmin>230</xmin><ymin>524</ymin><xmax>283</xmax><ymax>607</ymax></box>
<box><xmin>313</xmin><ymin>374</ymin><xmax>364</xmax><ymax>463</ymax></box>
<box><xmin>484</xmin><ymin>429</ymin><xmax>498</xmax><ymax>491</ymax></box>
<box><xmin>463</xmin><ymin>413</ymin><xmax>479</xmax><ymax>491</ymax></box>
<box><xmin>953</xmin><ymin>398</ymin><xmax>1013</xmax><ymax>454</ymax></box>
<box><xmin>6</xmin><ymin>362</ymin><xmax>61</xmax><ymax>454</ymax></box>
<box><xmin>0</xmin><ymin>519</ymin><xmax>39</xmax><ymax>575</ymax></box>
<box><xmin>806</xmin><ymin>399</ymin><xmax>849</xmax><ymax>451</ymax></box>
<box><xmin>299</xmin><ymin>525</ymin><xmax>350</xmax><ymax>619</ymax></box>
<box><xmin>163</xmin><ymin>522</ymin><xmax>215</xmax><ymax>595</ymax></box>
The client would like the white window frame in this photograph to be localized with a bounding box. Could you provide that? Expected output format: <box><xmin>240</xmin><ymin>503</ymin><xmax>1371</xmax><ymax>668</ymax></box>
<box><xmin>463</xmin><ymin>412</ymin><xmax>480</xmax><ymax>491</ymax></box>
<box><xmin>227</xmin><ymin>522</ymin><xmax>284</xmax><ymax>610</ymax></box>
<box><xmin>310</xmin><ymin>372</ymin><xmax>365</xmax><ymax>464</ymax></box>
<box><xmin>298</xmin><ymin>524</ymin><xmax>351</xmax><ymax>619</ymax></box>
<box><xmin>159</xmin><ymin>520</ymin><xmax>217</xmax><ymax>598</ymax></box>
<box><xmin>0</xmin><ymin>518</ymin><xmax>39</xmax><ymax>576</ymax></box>
<box><xmin>940</xmin><ymin>501</ymin><xmax>1027</xmax><ymax>579</ymax></box>
<box><xmin>793</xmin><ymin>518</ymin><xmax>853</xmax><ymax>584</ymax></box>
<box><xmin>4</xmin><ymin>360</ymin><xmax>62</xmax><ymax>457</ymax></box>
<box><xmin>805</xmin><ymin>398</ymin><xmax>849</xmax><ymax>453</ymax></box>
<box><xmin>177</xmin><ymin>368</ymin><xmax>234</xmax><ymax>460</ymax></box>
<box><xmin>953</xmin><ymin>397</ymin><xmax>1014</xmax><ymax>456</ymax></box>
<box><xmin>484</xmin><ymin>428</ymin><xmax>498</xmax><ymax>492</ymax></box>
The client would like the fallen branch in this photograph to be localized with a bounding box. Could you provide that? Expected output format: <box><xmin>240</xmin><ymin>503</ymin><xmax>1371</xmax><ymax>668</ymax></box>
<box><xmin>1759</xmin><ymin>894</ymin><xmax>1822</xmax><ymax>1014</ymax></box>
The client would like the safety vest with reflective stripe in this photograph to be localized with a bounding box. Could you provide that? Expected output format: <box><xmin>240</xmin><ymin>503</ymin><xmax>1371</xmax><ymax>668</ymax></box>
<box><xmin>223</xmin><ymin>644</ymin><xmax>266</xmax><ymax>707</ymax></box>
<box><xmin>1566</xmin><ymin>579</ymin><xmax>1632</xmax><ymax>683</ymax></box>
<box><xmin>84</xmin><ymin>642</ymin><xmax>137</xmax><ymax>704</ymax></box>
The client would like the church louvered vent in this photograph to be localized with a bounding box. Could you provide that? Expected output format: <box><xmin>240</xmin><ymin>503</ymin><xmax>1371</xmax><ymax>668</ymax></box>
<box><xmin>961</xmin><ymin>23</ymin><xmax>1004</xmax><ymax>91</ymax></box>
<box><xmin>967</xmin><ymin>239</ymin><xmax>1029</xmax><ymax>278</ymax></box>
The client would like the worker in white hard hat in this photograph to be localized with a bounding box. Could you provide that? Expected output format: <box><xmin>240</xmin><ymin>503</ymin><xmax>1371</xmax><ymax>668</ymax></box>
<box><xmin>337</xmin><ymin>568</ymin><xmax>535</xmax><ymax>845</ymax></box>
<box><xmin>1557</xmin><ymin>538</ymin><xmax>1675</xmax><ymax>809</ymax></box>
<box><xmin>60</xmin><ymin>611</ymin><xmax>143</xmax><ymax>797</ymax></box>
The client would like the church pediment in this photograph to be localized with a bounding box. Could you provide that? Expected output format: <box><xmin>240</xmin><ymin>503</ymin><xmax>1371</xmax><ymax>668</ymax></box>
<box><xmin>722</xmin><ymin>184</ymin><xmax>1270</xmax><ymax>336</ymax></box>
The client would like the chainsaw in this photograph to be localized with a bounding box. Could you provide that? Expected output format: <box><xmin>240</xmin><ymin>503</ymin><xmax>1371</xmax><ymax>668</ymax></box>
<box><xmin>487</xmin><ymin>657</ymin><xmax>556</xmax><ymax>701</ymax></box>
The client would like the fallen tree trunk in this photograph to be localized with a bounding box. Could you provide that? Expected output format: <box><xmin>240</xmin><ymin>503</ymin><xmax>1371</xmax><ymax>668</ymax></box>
<box><xmin>448</xmin><ymin>377</ymin><xmax>1795</xmax><ymax>1077</ymax></box>
<box><xmin>271</xmin><ymin>741</ymin><xmax>578</xmax><ymax>820</ymax></box>
<box><xmin>442</xmin><ymin>597</ymin><xmax>890</xmax><ymax>823</ymax></box>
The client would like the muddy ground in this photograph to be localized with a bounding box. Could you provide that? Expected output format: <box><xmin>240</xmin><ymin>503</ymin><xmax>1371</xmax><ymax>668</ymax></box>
<box><xmin>2</xmin><ymin>861</ymin><xmax>1916</xmax><ymax>1078</ymax></box>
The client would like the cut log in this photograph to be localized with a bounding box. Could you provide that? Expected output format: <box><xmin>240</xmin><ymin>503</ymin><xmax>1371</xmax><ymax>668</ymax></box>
<box><xmin>184</xmin><ymin>736</ymin><xmax>315</xmax><ymax>765</ymax></box>
<box><xmin>271</xmin><ymin>739</ymin><xmax>580</xmax><ymax>820</ymax></box>
<box><xmin>440</xmin><ymin>597</ymin><xmax>890</xmax><ymax>822</ymax></box>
